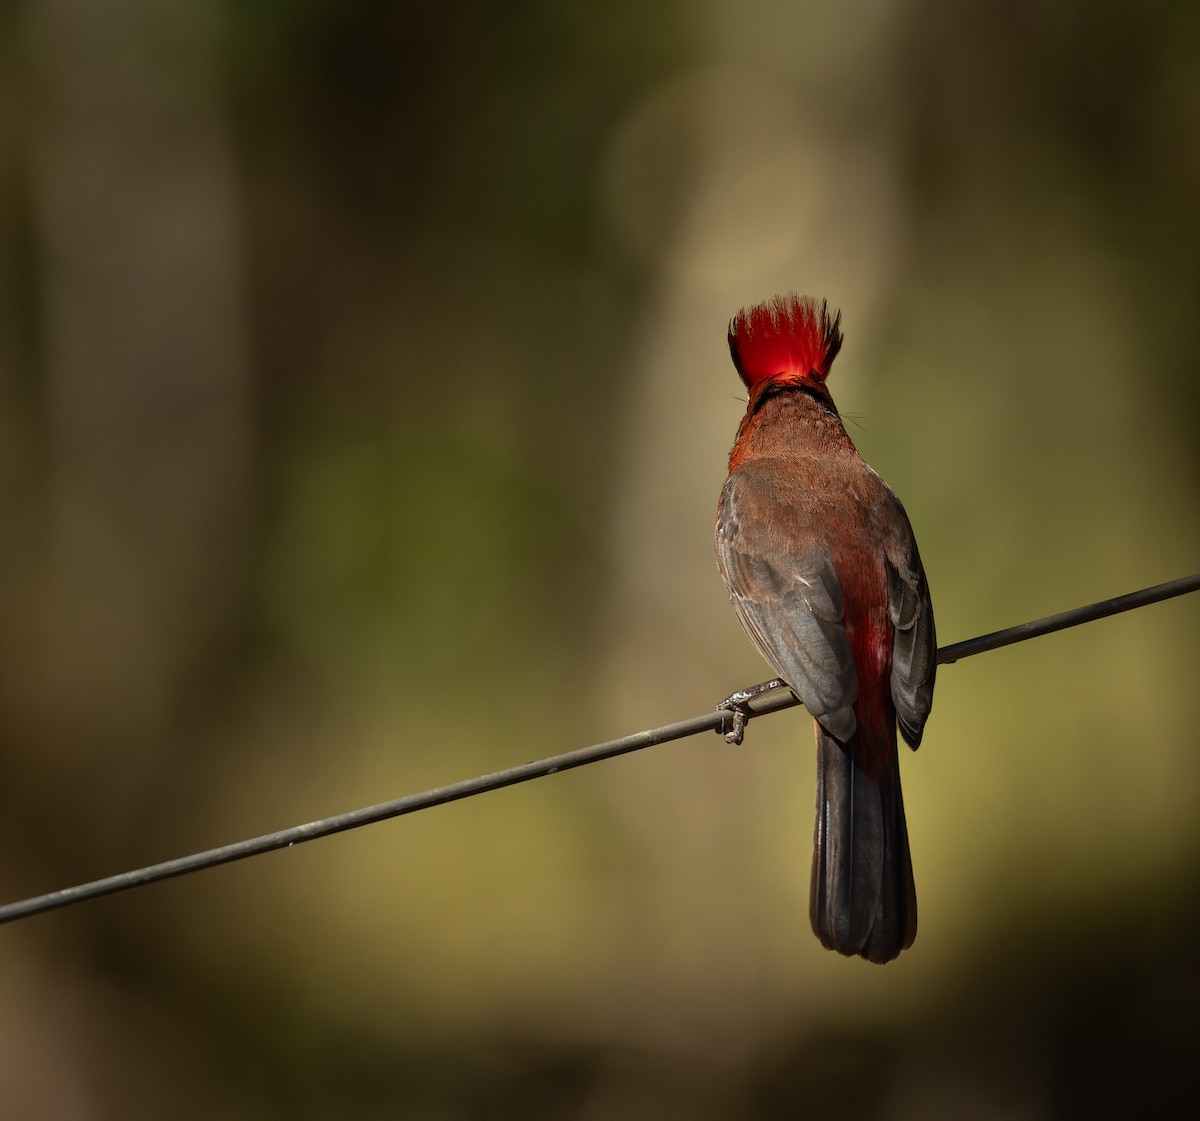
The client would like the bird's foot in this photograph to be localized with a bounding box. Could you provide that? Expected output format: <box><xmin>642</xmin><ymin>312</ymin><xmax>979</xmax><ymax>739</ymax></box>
<box><xmin>716</xmin><ymin>678</ymin><xmax>787</xmax><ymax>745</ymax></box>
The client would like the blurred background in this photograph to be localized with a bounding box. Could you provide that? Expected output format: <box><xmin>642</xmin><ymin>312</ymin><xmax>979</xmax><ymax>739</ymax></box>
<box><xmin>2</xmin><ymin>0</ymin><xmax>1199</xmax><ymax>1116</ymax></box>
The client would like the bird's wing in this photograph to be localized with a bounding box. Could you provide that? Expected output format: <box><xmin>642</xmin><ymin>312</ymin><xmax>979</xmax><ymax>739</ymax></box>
<box><xmin>883</xmin><ymin>510</ymin><xmax>936</xmax><ymax>749</ymax></box>
<box><xmin>716</xmin><ymin>471</ymin><xmax>858</xmax><ymax>741</ymax></box>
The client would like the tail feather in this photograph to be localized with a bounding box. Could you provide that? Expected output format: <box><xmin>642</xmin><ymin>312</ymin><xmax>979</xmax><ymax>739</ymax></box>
<box><xmin>810</xmin><ymin>725</ymin><xmax>917</xmax><ymax>964</ymax></box>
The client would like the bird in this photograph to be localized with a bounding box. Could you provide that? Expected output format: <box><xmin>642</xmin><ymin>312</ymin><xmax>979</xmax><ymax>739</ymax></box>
<box><xmin>714</xmin><ymin>293</ymin><xmax>936</xmax><ymax>963</ymax></box>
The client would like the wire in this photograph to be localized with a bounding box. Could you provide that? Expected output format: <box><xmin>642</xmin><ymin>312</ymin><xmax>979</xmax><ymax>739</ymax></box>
<box><xmin>936</xmin><ymin>572</ymin><xmax>1200</xmax><ymax>663</ymax></box>
<box><xmin>1</xmin><ymin>572</ymin><xmax>1197</xmax><ymax>927</ymax></box>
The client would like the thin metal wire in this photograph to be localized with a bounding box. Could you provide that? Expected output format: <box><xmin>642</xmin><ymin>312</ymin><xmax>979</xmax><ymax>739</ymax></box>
<box><xmin>936</xmin><ymin>572</ymin><xmax>1200</xmax><ymax>664</ymax></box>
<box><xmin>1</xmin><ymin>572</ymin><xmax>1197</xmax><ymax>927</ymax></box>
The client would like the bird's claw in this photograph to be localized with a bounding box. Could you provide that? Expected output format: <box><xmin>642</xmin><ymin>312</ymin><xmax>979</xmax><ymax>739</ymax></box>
<box><xmin>716</xmin><ymin>678</ymin><xmax>788</xmax><ymax>745</ymax></box>
<box><xmin>718</xmin><ymin>702</ymin><xmax>751</xmax><ymax>745</ymax></box>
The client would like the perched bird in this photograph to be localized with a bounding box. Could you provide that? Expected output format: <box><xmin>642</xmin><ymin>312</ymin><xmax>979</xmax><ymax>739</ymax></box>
<box><xmin>714</xmin><ymin>294</ymin><xmax>936</xmax><ymax>963</ymax></box>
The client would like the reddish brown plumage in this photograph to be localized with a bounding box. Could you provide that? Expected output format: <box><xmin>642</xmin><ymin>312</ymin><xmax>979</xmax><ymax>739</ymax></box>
<box><xmin>715</xmin><ymin>294</ymin><xmax>936</xmax><ymax>963</ymax></box>
<box><xmin>830</xmin><ymin>536</ymin><xmax>894</xmax><ymax>786</ymax></box>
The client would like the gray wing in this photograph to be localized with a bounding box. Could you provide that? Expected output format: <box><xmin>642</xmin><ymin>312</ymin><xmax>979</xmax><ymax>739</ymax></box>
<box><xmin>885</xmin><ymin>527</ymin><xmax>936</xmax><ymax>750</ymax></box>
<box><xmin>716</xmin><ymin>472</ymin><xmax>858</xmax><ymax>742</ymax></box>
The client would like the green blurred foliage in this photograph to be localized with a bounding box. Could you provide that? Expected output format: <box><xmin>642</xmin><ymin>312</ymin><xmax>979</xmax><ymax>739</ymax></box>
<box><xmin>2</xmin><ymin>0</ymin><xmax>1199</xmax><ymax>1117</ymax></box>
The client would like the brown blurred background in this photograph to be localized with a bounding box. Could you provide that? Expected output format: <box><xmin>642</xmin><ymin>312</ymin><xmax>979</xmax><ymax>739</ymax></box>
<box><xmin>2</xmin><ymin>0</ymin><xmax>1200</xmax><ymax>1117</ymax></box>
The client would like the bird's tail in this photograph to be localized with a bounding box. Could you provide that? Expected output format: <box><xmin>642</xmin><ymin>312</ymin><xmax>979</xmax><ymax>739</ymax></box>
<box><xmin>810</xmin><ymin>723</ymin><xmax>917</xmax><ymax>963</ymax></box>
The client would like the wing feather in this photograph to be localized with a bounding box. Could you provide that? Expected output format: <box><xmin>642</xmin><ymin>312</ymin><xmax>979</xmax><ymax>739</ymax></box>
<box><xmin>716</xmin><ymin>472</ymin><xmax>858</xmax><ymax>741</ymax></box>
<box><xmin>884</xmin><ymin>521</ymin><xmax>936</xmax><ymax>749</ymax></box>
